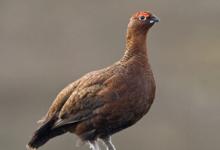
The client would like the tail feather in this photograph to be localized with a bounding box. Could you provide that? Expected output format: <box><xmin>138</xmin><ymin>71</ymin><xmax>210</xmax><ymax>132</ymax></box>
<box><xmin>27</xmin><ymin>114</ymin><xmax>69</xmax><ymax>149</ymax></box>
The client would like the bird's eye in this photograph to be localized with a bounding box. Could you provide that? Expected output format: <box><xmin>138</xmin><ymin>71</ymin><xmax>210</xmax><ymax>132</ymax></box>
<box><xmin>139</xmin><ymin>16</ymin><xmax>146</xmax><ymax>21</ymax></box>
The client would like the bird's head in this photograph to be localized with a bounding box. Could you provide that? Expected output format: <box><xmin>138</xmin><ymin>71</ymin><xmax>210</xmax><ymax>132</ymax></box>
<box><xmin>128</xmin><ymin>11</ymin><xmax>159</xmax><ymax>33</ymax></box>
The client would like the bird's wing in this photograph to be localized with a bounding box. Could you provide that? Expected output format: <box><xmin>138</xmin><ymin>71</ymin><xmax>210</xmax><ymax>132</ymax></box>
<box><xmin>37</xmin><ymin>81</ymin><xmax>80</xmax><ymax>124</ymax></box>
<box><xmin>39</xmin><ymin>65</ymin><xmax>117</xmax><ymax>125</ymax></box>
<box><xmin>52</xmin><ymin>80</ymin><xmax>120</xmax><ymax>129</ymax></box>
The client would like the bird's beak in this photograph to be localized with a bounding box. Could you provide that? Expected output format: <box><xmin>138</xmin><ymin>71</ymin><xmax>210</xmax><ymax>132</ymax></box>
<box><xmin>149</xmin><ymin>15</ymin><xmax>160</xmax><ymax>24</ymax></box>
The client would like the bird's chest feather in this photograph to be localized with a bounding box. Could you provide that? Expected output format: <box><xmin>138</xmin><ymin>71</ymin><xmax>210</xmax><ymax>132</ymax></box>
<box><xmin>125</xmin><ymin>75</ymin><xmax>153</xmax><ymax>110</ymax></box>
<box><xmin>107</xmin><ymin>67</ymin><xmax>152</xmax><ymax>104</ymax></box>
<box><xmin>122</xmin><ymin>63</ymin><xmax>154</xmax><ymax>96</ymax></box>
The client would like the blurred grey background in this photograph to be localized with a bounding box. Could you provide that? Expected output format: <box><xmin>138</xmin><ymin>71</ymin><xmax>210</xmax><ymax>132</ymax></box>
<box><xmin>0</xmin><ymin>0</ymin><xmax>220</xmax><ymax>150</ymax></box>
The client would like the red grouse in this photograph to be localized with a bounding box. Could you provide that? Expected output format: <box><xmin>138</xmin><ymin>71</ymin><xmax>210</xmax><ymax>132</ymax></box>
<box><xmin>27</xmin><ymin>11</ymin><xmax>159</xmax><ymax>150</ymax></box>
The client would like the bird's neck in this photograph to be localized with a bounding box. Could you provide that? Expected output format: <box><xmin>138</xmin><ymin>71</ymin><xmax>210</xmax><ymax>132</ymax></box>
<box><xmin>121</xmin><ymin>28</ymin><xmax>149</xmax><ymax>63</ymax></box>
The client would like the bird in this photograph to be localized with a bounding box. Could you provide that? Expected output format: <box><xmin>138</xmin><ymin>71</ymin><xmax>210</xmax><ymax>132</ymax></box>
<box><xmin>27</xmin><ymin>11</ymin><xmax>159</xmax><ymax>150</ymax></box>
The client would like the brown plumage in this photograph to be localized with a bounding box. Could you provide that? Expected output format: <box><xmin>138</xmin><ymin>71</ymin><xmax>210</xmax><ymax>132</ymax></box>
<box><xmin>27</xmin><ymin>11</ymin><xmax>159</xmax><ymax>150</ymax></box>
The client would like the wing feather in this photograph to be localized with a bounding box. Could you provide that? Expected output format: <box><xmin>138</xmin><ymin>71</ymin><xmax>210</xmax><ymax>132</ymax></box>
<box><xmin>52</xmin><ymin>84</ymin><xmax>107</xmax><ymax>129</ymax></box>
<box><xmin>37</xmin><ymin>81</ymin><xmax>79</xmax><ymax>123</ymax></box>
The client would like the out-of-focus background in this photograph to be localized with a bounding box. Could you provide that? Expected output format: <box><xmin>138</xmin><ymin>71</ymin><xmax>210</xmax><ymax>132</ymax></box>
<box><xmin>0</xmin><ymin>0</ymin><xmax>219</xmax><ymax>150</ymax></box>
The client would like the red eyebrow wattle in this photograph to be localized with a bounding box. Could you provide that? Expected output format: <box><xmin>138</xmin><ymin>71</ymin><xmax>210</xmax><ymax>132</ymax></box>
<box><xmin>134</xmin><ymin>11</ymin><xmax>150</xmax><ymax>17</ymax></box>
